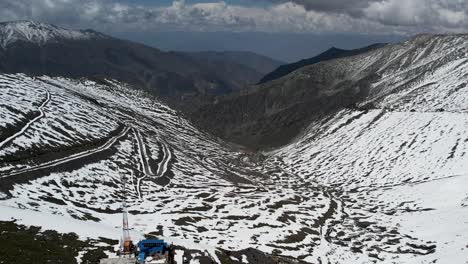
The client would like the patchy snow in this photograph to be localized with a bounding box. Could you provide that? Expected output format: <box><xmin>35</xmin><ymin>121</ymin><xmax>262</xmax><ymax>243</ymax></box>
<box><xmin>76</xmin><ymin>250</ymin><xmax>86</xmax><ymax>264</ymax></box>
<box><xmin>0</xmin><ymin>74</ymin><xmax>323</xmax><ymax>262</ymax></box>
<box><xmin>0</xmin><ymin>204</ymin><xmax>134</xmax><ymax>240</ymax></box>
<box><xmin>275</xmin><ymin>110</ymin><xmax>468</xmax><ymax>187</ymax></box>
<box><xmin>264</xmin><ymin>34</ymin><xmax>468</xmax><ymax>263</ymax></box>
<box><xmin>368</xmin><ymin>175</ymin><xmax>468</xmax><ymax>263</ymax></box>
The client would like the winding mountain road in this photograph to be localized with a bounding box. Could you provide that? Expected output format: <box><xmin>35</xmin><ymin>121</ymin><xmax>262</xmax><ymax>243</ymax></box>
<box><xmin>0</xmin><ymin>90</ymin><xmax>50</xmax><ymax>149</ymax></box>
<box><xmin>156</xmin><ymin>140</ymin><xmax>171</xmax><ymax>177</ymax></box>
<box><xmin>133</xmin><ymin>128</ymin><xmax>172</xmax><ymax>198</ymax></box>
<box><xmin>0</xmin><ymin>126</ymin><xmax>131</xmax><ymax>179</ymax></box>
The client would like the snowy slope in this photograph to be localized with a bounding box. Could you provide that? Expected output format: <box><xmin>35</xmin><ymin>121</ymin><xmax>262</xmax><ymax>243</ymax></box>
<box><xmin>266</xmin><ymin>34</ymin><xmax>468</xmax><ymax>263</ymax></box>
<box><xmin>1</xmin><ymin>72</ymin><xmax>465</xmax><ymax>263</ymax></box>
<box><xmin>0</xmin><ymin>20</ymin><xmax>105</xmax><ymax>48</ymax></box>
<box><xmin>272</xmin><ymin>34</ymin><xmax>468</xmax><ymax>187</ymax></box>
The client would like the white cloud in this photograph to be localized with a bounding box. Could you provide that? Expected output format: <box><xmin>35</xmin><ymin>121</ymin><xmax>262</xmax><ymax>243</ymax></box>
<box><xmin>0</xmin><ymin>0</ymin><xmax>466</xmax><ymax>35</ymax></box>
<box><xmin>364</xmin><ymin>0</ymin><xmax>468</xmax><ymax>32</ymax></box>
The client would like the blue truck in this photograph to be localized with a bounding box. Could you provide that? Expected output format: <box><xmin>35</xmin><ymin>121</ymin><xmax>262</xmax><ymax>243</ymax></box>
<box><xmin>136</xmin><ymin>239</ymin><xmax>169</xmax><ymax>263</ymax></box>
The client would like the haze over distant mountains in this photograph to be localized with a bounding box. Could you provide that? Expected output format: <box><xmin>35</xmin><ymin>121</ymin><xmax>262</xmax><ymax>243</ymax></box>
<box><xmin>114</xmin><ymin>31</ymin><xmax>405</xmax><ymax>62</ymax></box>
<box><xmin>0</xmin><ymin>21</ymin><xmax>282</xmax><ymax>98</ymax></box>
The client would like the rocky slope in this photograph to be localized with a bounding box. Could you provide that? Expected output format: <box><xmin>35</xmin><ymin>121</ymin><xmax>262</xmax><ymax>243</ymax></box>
<box><xmin>0</xmin><ymin>20</ymin><xmax>274</xmax><ymax>98</ymax></box>
<box><xmin>192</xmin><ymin>34</ymin><xmax>468</xmax><ymax>149</ymax></box>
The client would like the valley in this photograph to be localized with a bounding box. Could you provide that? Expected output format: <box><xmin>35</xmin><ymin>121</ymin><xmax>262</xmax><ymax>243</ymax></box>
<box><xmin>0</xmin><ymin>21</ymin><xmax>466</xmax><ymax>264</ymax></box>
<box><xmin>0</xmin><ymin>65</ymin><xmax>467</xmax><ymax>263</ymax></box>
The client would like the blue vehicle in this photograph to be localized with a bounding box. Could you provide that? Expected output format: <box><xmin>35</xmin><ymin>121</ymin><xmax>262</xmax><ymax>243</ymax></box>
<box><xmin>137</xmin><ymin>239</ymin><xmax>169</xmax><ymax>263</ymax></box>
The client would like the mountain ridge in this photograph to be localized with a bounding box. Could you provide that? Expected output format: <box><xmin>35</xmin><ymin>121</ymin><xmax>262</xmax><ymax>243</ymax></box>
<box><xmin>258</xmin><ymin>43</ymin><xmax>386</xmax><ymax>84</ymax></box>
<box><xmin>0</xmin><ymin>20</ymin><xmax>279</xmax><ymax>99</ymax></box>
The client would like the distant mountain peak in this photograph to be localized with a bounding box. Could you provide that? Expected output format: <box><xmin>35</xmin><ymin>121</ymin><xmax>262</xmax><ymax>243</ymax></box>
<box><xmin>258</xmin><ymin>43</ymin><xmax>386</xmax><ymax>84</ymax></box>
<box><xmin>327</xmin><ymin>46</ymin><xmax>342</xmax><ymax>51</ymax></box>
<box><xmin>0</xmin><ymin>20</ymin><xmax>107</xmax><ymax>49</ymax></box>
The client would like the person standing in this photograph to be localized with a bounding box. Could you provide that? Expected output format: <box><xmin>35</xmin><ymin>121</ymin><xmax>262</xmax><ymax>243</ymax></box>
<box><xmin>168</xmin><ymin>243</ymin><xmax>175</xmax><ymax>264</ymax></box>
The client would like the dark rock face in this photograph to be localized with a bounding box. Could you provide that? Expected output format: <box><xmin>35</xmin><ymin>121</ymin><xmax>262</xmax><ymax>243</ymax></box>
<box><xmin>258</xmin><ymin>44</ymin><xmax>386</xmax><ymax>84</ymax></box>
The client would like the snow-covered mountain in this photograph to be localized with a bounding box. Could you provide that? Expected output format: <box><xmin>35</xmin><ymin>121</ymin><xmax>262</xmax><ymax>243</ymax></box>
<box><xmin>0</xmin><ymin>33</ymin><xmax>467</xmax><ymax>263</ymax></box>
<box><xmin>0</xmin><ymin>20</ymin><xmax>104</xmax><ymax>48</ymax></box>
<box><xmin>271</xmin><ymin>33</ymin><xmax>468</xmax><ymax>185</ymax></box>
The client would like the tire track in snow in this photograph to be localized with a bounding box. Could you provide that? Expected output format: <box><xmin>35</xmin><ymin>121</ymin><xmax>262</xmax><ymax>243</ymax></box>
<box><xmin>133</xmin><ymin>128</ymin><xmax>172</xmax><ymax>199</ymax></box>
<box><xmin>312</xmin><ymin>190</ymin><xmax>343</xmax><ymax>263</ymax></box>
<box><xmin>133</xmin><ymin>128</ymin><xmax>147</xmax><ymax>199</ymax></box>
<box><xmin>270</xmin><ymin>161</ymin><xmax>346</xmax><ymax>262</ymax></box>
<box><xmin>0</xmin><ymin>90</ymin><xmax>50</xmax><ymax>149</ymax></box>
<box><xmin>0</xmin><ymin>126</ymin><xmax>130</xmax><ymax>179</ymax></box>
<box><xmin>156</xmin><ymin>140</ymin><xmax>171</xmax><ymax>178</ymax></box>
<box><xmin>133</xmin><ymin>128</ymin><xmax>171</xmax><ymax>178</ymax></box>
<box><xmin>133</xmin><ymin>128</ymin><xmax>154</xmax><ymax>176</ymax></box>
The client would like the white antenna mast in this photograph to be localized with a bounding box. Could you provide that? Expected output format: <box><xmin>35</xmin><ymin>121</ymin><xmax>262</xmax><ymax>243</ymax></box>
<box><xmin>120</xmin><ymin>171</ymin><xmax>132</xmax><ymax>256</ymax></box>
